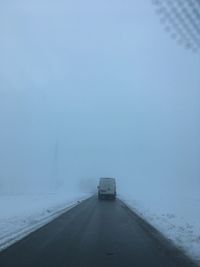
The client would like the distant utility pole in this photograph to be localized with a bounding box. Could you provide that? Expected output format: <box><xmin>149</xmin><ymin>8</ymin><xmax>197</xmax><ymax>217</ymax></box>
<box><xmin>52</xmin><ymin>140</ymin><xmax>63</xmax><ymax>190</ymax></box>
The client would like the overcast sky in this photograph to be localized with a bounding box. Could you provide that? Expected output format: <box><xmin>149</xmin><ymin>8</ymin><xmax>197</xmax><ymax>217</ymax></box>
<box><xmin>0</xmin><ymin>0</ymin><xmax>199</xmax><ymax>195</ymax></box>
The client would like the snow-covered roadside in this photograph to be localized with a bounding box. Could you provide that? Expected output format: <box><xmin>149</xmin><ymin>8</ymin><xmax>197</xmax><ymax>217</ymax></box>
<box><xmin>0</xmin><ymin>192</ymin><xmax>91</xmax><ymax>251</ymax></box>
<box><xmin>119</xmin><ymin>193</ymin><xmax>200</xmax><ymax>266</ymax></box>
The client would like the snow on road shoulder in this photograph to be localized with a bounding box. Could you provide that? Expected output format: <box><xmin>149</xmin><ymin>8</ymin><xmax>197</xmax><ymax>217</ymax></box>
<box><xmin>119</xmin><ymin>193</ymin><xmax>200</xmax><ymax>266</ymax></box>
<box><xmin>0</xmin><ymin>192</ymin><xmax>91</xmax><ymax>251</ymax></box>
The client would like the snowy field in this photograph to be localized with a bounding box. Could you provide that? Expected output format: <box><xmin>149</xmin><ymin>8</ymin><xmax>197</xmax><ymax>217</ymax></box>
<box><xmin>120</xmin><ymin>191</ymin><xmax>200</xmax><ymax>266</ymax></box>
<box><xmin>0</xmin><ymin>193</ymin><xmax>91</xmax><ymax>251</ymax></box>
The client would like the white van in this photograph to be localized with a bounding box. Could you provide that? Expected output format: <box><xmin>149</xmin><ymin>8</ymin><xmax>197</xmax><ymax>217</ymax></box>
<box><xmin>98</xmin><ymin>177</ymin><xmax>116</xmax><ymax>200</ymax></box>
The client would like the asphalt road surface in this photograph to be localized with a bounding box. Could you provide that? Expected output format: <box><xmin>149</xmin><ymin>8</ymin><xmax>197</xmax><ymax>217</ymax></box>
<box><xmin>0</xmin><ymin>196</ymin><xmax>197</xmax><ymax>267</ymax></box>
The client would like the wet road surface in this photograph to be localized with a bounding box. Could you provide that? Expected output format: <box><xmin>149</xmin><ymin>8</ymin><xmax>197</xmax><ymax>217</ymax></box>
<box><xmin>0</xmin><ymin>196</ymin><xmax>197</xmax><ymax>267</ymax></box>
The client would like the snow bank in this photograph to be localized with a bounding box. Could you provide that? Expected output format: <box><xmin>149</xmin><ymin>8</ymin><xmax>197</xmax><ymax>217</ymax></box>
<box><xmin>120</xmin><ymin>192</ymin><xmax>200</xmax><ymax>266</ymax></box>
<box><xmin>0</xmin><ymin>192</ymin><xmax>91</xmax><ymax>251</ymax></box>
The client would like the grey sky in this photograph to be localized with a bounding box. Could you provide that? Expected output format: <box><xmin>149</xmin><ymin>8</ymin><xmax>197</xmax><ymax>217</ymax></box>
<box><xmin>0</xmin><ymin>0</ymin><xmax>199</xmax><ymax>194</ymax></box>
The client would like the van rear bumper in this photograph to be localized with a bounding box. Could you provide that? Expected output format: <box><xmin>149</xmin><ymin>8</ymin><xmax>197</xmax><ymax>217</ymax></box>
<box><xmin>98</xmin><ymin>193</ymin><xmax>116</xmax><ymax>200</ymax></box>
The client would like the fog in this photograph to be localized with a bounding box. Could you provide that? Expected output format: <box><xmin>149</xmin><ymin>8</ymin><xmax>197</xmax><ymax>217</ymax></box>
<box><xmin>0</xmin><ymin>0</ymin><xmax>199</xmax><ymax>196</ymax></box>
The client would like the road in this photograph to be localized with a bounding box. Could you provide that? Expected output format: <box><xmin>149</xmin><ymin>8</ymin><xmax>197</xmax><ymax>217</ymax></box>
<box><xmin>0</xmin><ymin>196</ymin><xmax>197</xmax><ymax>267</ymax></box>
